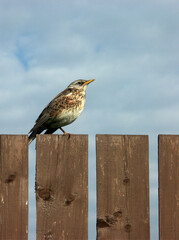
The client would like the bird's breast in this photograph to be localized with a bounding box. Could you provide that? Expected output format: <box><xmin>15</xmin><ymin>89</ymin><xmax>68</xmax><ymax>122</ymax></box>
<box><xmin>49</xmin><ymin>94</ymin><xmax>86</xmax><ymax>128</ymax></box>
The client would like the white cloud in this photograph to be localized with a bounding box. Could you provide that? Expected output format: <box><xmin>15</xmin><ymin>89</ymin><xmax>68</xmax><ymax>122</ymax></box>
<box><xmin>0</xmin><ymin>1</ymin><xmax>179</xmax><ymax>239</ymax></box>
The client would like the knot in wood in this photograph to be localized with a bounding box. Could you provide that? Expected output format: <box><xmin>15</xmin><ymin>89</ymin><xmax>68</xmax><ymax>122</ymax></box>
<box><xmin>123</xmin><ymin>177</ymin><xmax>130</xmax><ymax>185</ymax></box>
<box><xmin>65</xmin><ymin>193</ymin><xmax>77</xmax><ymax>206</ymax></box>
<box><xmin>5</xmin><ymin>174</ymin><xmax>16</xmax><ymax>184</ymax></box>
<box><xmin>113</xmin><ymin>210</ymin><xmax>122</xmax><ymax>218</ymax></box>
<box><xmin>44</xmin><ymin>231</ymin><xmax>53</xmax><ymax>240</ymax></box>
<box><xmin>125</xmin><ymin>224</ymin><xmax>132</xmax><ymax>232</ymax></box>
<box><xmin>38</xmin><ymin>189</ymin><xmax>51</xmax><ymax>201</ymax></box>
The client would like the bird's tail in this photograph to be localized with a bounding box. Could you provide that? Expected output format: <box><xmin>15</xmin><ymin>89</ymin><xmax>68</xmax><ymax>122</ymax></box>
<box><xmin>28</xmin><ymin>127</ymin><xmax>44</xmax><ymax>144</ymax></box>
<box><xmin>28</xmin><ymin>132</ymin><xmax>36</xmax><ymax>145</ymax></box>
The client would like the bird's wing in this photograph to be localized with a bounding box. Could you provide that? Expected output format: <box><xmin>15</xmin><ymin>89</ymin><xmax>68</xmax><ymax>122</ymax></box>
<box><xmin>29</xmin><ymin>88</ymin><xmax>72</xmax><ymax>133</ymax></box>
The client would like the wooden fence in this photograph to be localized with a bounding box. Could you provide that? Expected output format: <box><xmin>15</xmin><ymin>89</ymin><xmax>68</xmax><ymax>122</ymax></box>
<box><xmin>0</xmin><ymin>134</ymin><xmax>178</xmax><ymax>240</ymax></box>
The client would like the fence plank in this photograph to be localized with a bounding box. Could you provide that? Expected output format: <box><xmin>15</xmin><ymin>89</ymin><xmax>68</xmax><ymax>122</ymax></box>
<box><xmin>96</xmin><ymin>135</ymin><xmax>150</xmax><ymax>240</ymax></box>
<box><xmin>158</xmin><ymin>135</ymin><xmax>179</xmax><ymax>240</ymax></box>
<box><xmin>0</xmin><ymin>135</ymin><xmax>28</xmax><ymax>240</ymax></box>
<box><xmin>36</xmin><ymin>134</ymin><xmax>88</xmax><ymax>240</ymax></box>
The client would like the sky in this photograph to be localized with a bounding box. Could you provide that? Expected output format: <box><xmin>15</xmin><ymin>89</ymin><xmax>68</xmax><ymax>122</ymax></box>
<box><xmin>1</xmin><ymin>0</ymin><xmax>179</xmax><ymax>239</ymax></box>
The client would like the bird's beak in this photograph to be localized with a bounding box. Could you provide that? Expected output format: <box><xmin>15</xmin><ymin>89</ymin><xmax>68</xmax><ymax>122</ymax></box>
<box><xmin>84</xmin><ymin>79</ymin><xmax>95</xmax><ymax>85</ymax></box>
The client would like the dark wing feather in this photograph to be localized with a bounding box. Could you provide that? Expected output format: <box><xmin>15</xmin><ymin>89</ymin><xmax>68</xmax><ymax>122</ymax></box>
<box><xmin>28</xmin><ymin>88</ymin><xmax>72</xmax><ymax>143</ymax></box>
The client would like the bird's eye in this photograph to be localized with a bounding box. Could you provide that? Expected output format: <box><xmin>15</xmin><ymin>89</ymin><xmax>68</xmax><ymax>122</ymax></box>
<box><xmin>77</xmin><ymin>81</ymin><xmax>83</xmax><ymax>85</ymax></box>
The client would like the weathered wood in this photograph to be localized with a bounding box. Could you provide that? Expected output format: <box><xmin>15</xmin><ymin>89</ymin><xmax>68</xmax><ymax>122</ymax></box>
<box><xmin>158</xmin><ymin>135</ymin><xmax>179</xmax><ymax>240</ymax></box>
<box><xmin>96</xmin><ymin>135</ymin><xmax>150</xmax><ymax>240</ymax></box>
<box><xmin>36</xmin><ymin>134</ymin><xmax>88</xmax><ymax>240</ymax></box>
<box><xmin>0</xmin><ymin>135</ymin><xmax>28</xmax><ymax>240</ymax></box>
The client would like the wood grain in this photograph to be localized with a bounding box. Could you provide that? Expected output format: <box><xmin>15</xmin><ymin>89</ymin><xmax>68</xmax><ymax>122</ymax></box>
<box><xmin>0</xmin><ymin>135</ymin><xmax>28</xmax><ymax>240</ymax></box>
<box><xmin>159</xmin><ymin>135</ymin><xmax>179</xmax><ymax>240</ymax></box>
<box><xmin>96</xmin><ymin>135</ymin><xmax>150</xmax><ymax>240</ymax></box>
<box><xmin>36</xmin><ymin>134</ymin><xmax>88</xmax><ymax>240</ymax></box>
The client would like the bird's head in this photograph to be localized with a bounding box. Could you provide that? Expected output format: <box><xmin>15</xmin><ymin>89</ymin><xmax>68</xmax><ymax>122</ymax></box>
<box><xmin>68</xmin><ymin>79</ymin><xmax>95</xmax><ymax>91</ymax></box>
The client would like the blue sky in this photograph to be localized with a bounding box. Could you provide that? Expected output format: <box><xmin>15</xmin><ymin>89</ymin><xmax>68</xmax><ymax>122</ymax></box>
<box><xmin>1</xmin><ymin>0</ymin><xmax>179</xmax><ymax>239</ymax></box>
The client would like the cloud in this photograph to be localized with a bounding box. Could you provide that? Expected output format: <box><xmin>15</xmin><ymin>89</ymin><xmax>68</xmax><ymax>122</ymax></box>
<box><xmin>0</xmin><ymin>1</ymin><xmax>179</xmax><ymax>239</ymax></box>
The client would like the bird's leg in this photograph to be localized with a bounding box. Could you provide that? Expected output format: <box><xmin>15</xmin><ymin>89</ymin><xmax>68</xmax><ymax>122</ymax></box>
<box><xmin>60</xmin><ymin>127</ymin><xmax>67</xmax><ymax>134</ymax></box>
<box><xmin>60</xmin><ymin>127</ymin><xmax>71</xmax><ymax>139</ymax></box>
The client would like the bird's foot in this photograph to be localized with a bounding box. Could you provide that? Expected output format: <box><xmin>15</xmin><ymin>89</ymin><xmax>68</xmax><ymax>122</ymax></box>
<box><xmin>60</xmin><ymin>127</ymin><xmax>71</xmax><ymax>139</ymax></box>
<box><xmin>63</xmin><ymin>132</ymin><xmax>71</xmax><ymax>139</ymax></box>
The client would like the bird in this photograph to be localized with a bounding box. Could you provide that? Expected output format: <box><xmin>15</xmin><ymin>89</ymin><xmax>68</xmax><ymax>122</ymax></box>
<box><xmin>28</xmin><ymin>79</ymin><xmax>95</xmax><ymax>144</ymax></box>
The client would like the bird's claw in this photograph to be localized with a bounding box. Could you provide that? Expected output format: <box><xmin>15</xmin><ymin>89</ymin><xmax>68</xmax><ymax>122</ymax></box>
<box><xmin>63</xmin><ymin>132</ymin><xmax>71</xmax><ymax>139</ymax></box>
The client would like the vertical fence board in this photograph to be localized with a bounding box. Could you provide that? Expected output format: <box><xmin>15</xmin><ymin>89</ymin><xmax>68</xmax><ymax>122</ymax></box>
<box><xmin>36</xmin><ymin>134</ymin><xmax>88</xmax><ymax>240</ymax></box>
<box><xmin>159</xmin><ymin>135</ymin><xmax>179</xmax><ymax>240</ymax></box>
<box><xmin>0</xmin><ymin>135</ymin><xmax>28</xmax><ymax>240</ymax></box>
<box><xmin>96</xmin><ymin>135</ymin><xmax>150</xmax><ymax>240</ymax></box>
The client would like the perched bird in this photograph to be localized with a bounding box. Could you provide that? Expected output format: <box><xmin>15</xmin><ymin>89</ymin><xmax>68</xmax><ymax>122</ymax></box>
<box><xmin>28</xmin><ymin>79</ymin><xmax>95</xmax><ymax>144</ymax></box>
